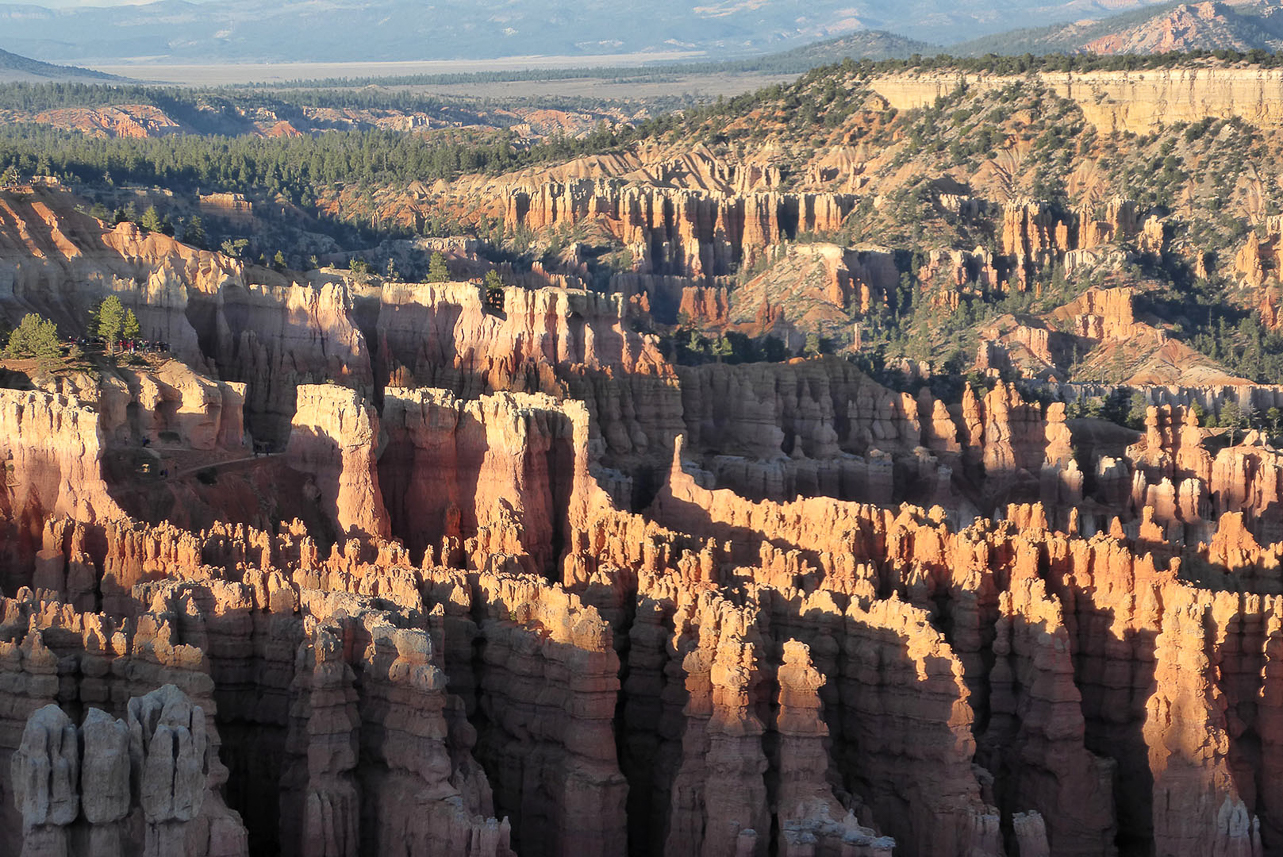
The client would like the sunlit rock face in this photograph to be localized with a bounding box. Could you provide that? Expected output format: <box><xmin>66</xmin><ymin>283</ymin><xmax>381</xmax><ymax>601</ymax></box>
<box><xmin>1</xmin><ymin>170</ymin><xmax>1283</xmax><ymax>857</ymax></box>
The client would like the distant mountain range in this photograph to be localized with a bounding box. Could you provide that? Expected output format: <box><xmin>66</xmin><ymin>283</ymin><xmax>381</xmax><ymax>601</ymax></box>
<box><xmin>952</xmin><ymin>0</ymin><xmax>1283</xmax><ymax>55</ymax></box>
<box><xmin>733</xmin><ymin>31</ymin><xmax>938</xmax><ymax>70</ymax></box>
<box><xmin>0</xmin><ymin>46</ymin><xmax>117</xmax><ymax>82</ymax></box>
<box><xmin>0</xmin><ymin>0</ymin><xmax>1220</xmax><ymax>65</ymax></box>
<box><xmin>720</xmin><ymin>0</ymin><xmax>1283</xmax><ymax>68</ymax></box>
<box><xmin>0</xmin><ymin>0</ymin><xmax>1280</xmax><ymax>74</ymax></box>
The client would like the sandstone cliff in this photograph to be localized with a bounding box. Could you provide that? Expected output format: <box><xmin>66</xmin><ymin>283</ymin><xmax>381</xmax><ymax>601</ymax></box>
<box><xmin>6</xmin><ymin>175</ymin><xmax>1283</xmax><ymax>857</ymax></box>
<box><xmin>870</xmin><ymin>66</ymin><xmax>1283</xmax><ymax>134</ymax></box>
<box><xmin>0</xmin><ymin>389</ymin><xmax>123</xmax><ymax>534</ymax></box>
<box><xmin>378</xmin><ymin>388</ymin><xmax>582</xmax><ymax>570</ymax></box>
<box><xmin>505</xmin><ymin>179</ymin><xmax>857</xmax><ymax>282</ymax></box>
<box><xmin>285</xmin><ymin>384</ymin><xmax>390</xmax><ymax>542</ymax></box>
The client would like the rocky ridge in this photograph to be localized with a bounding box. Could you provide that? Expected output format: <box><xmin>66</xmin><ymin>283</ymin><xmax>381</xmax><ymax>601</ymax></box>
<box><xmin>869</xmin><ymin>65</ymin><xmax>1283</xmax><ymax>134</ymax></box>
<box><xmin>2</xmin><ymin>173</ymin><xmax>1283</xmax><ymax>857</ymax></box>
<box><xmin>1</xmin><ymin>351</ymin><xmax>1281</xmax><ymax>855</ymax></box>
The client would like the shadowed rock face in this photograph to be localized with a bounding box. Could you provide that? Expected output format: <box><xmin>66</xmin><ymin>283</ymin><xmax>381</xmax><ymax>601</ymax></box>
<box><xmin>2</xmin><ymin>372</ymin><xmax>1281</xmax><ymax>857</ymax></box>
<box><xmin>4</xmin><ymin>186</ymin><xmax>1283</xmax><ymax>857</ymax></box>
<box><xmin>10</xmin><ymin>685</ymin><xmax>247</xmax><ymax>857</ymax></box>
<box><xmin>286</xmin><ymin>384</ymin><xmax>391</xmax><ymax>543</ymax></box>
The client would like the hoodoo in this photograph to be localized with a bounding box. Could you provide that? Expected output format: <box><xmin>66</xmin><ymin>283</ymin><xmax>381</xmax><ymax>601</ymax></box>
<box><xmin>9</xmin><ymin>33</ymin><xmax>1283</xmax><ymax>857</ymax></box>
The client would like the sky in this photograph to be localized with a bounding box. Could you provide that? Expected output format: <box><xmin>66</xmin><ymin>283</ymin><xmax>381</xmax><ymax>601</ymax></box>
<box><xmin>0</xmin><ymin>0</ymin><xmax>206</xmax><ymax>5</ymax></box>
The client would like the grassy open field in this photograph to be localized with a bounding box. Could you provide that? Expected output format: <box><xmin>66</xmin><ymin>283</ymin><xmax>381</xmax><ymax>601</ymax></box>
<box><xmin>382</xmin><ymin>73</ymin><xmax>798</xmax><ymax>101</ymax></box>
<box><xmin>89</xmin><ymin>53</ymin><xmax>707</xmax><ymax>85</ymax></box>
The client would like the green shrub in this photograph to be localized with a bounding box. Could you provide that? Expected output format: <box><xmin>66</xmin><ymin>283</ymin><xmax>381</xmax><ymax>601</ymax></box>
<box><xmin>5</xmin><ymin>313</ymin><xmax>60</xmax><ymax>362</ymax></box>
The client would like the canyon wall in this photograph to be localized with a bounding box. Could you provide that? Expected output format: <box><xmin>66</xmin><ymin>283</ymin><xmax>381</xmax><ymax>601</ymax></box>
<box><xmin>505</xmin><ymin>180</ymin><xmax>857</xmax><ymax>281</ymax></box>
<box><xmin>7</xmin><ymin>179</ymin><xmax>1283</xmax><ymax>857</ymax></box>
<box><xmin>4</xmin><ymin>364</ymin><xmax>1283</xmax><ymax>856</ymax></box>
<box><xmin>0</xmin><ymin>187</ymin><xmax>372</xmax><ymax>444</ymax></box>
<box><xmin>286</xmin><ymin>384</ymin><xmax>390</xmax><ymax>542</ymax></box>
<box><xmin>871</xmin><ymin>66</ymin><xmax>1283</xmax><ymax>133</ymax></box>
<box><xmin>0</xmin><ymin>389</ymin><xmax>123</xmax><ymax>536</ymax></box>
<box><xmin>378</xmin><ymin>387</ymin><xmax>583</xmax><ymax>570</ymax></box>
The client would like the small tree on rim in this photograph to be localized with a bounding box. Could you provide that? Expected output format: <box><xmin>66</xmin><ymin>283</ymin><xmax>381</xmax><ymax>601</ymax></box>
<box><xmin>97</xmin><ymin>295</ymin><xmax>126</xmax><ymax>355</ymax></box>
<box><xmin>6</xmin><ymin>314</ymin><xmax>61</xmax><ymax>365</ymax></box>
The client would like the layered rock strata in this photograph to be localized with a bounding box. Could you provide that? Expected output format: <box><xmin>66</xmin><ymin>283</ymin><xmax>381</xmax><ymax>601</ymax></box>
<box><xmin>505</xmin><ymin>180</ymin><xmax>858</xmax><ymax>281</ymax></box>
<box><xmin>6</xmin><ymin>187</ymin><xmax>1283</xmax><ymax>857</ymax></box>
<box><xmin>870</xmin><ymin>67</ymin><xmax>1283</xmax><ymax>133</ymax></box>
<box><xmin>286</xmin><ymin>384</ymin><xmax>391</xmax><ymax>542</ymax></box>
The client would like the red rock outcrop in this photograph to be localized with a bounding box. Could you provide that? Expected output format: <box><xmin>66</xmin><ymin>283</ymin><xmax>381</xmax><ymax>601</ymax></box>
<box><xmin>773</xmin><ymin>640</ymin><xmax>893</xmax><ymax>856</ymax></box>
<box><xmin>7</xmin><ymin>417</ymin><xmax>1283</xmax><ymax>857</ymax></box>
<box><xmin>0</xmin><ymin>588</ymin><xmax>247</xmax><ymax>857</ymax></box>
<box><xmin>1052</xmin><ymin>286</ymin><xmax>1155</xmax><ymax>345</ymax></box>
<box><xmin>676</xmin><ymin>357</ymin><xmax>954</xmax><ymax>504</ymax></box>
<box><xmin>470</xmin><ymin>573</ymin><xmax>626</xmax><ymax>856</ymax></box>
<box><xmin>0</xmin><ymin>186</ymin><xmax>374</xmax><ymax>443</ymax></box>
<box><xmin>1121</xmin><ymin>404</ymin><xmax>1283</xmax><ymax>544</ymax></box>
<box><xmin>998</xmin><ymin>199</ymin><xmax>1161</xmax><ymax>283</ymax></box>
<box><xmin>0</xmin><ymin>389</ymin><xmax>124</xmax><ymax>531</ymax></box>
<box><xmin>379</xmin><ymin>388</ymin><xmax>583</xmax><ymax>570</ymax></box>
<box><xmin>30</xmin><ymin>105</ymin><xmax>188</xmax><ymax>138</ymax></box>
<box><xmin>980</xmin><ymin>578</ymin><xmax>1117</xmax><ymax>856</ymax></box>
<box><xmin>99</xmin><ymin>362</ymin><xmax>246</xmax><ymax>451</ymax></box>
<box><xmin>10</xmin><ymin>175</ymin><xmax>1283</xmax><ymax>857</ymax></box>
<box><xmin>1144</xmin><ymin>587</ymin><xmax>1264</xmax><ymax>857</ymax></box>
<box><xmin>663</xmin><ymin>591</ymin><xmax>771</xmax><ymax>857</ymax></box>
<box><xmin>1084</xmin><ymin>1</ymin><xmax>1266</xmax><ymax>56</ymax></box>
<box><xmin>505</xmin><ymin>180</ymin><xmax>858</xmax><ymax>281</ymax></box>
<box><xmin>372</xmin><ymin>281</ymin><xmax>679</xmax><ymax>476</ymax></box>
<box><xmin>285</xmin><ymin>384</ymin><xmax>390</xmax><ymax>542</ymax></box>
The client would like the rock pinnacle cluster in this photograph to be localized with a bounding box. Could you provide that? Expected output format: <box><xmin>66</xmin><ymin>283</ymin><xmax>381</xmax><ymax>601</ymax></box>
<box><xmin>0</xmin><ymin>156</ymin><xmax>1280</xmax><ymax>857</ymax></box>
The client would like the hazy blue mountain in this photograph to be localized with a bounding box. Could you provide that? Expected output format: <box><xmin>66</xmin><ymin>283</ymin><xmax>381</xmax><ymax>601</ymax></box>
<box><xmin>0</xmin><ymin>44</ymin><xmax>118</xmax><ymax>80</ymax></box>
<box><xmin>752</xmin><ymin>30</ymin><xmax>939</xmax><ymax>67</ymax></box>
<box><xmin>0</xmin><ymin>0</ymin><xmax>1184</xmax><ymax>64</ymax></box>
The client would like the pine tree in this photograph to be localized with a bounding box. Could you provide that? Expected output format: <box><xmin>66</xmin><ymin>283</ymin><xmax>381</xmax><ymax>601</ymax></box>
<box><xmin>1220</xmin><ymin>401</ymin><xmax>1244</xmax><ymax>445</ymax></box>
<box><xmin>181</xmin><ymin>216</ymin><xmax>206</xmax><ymax>249</ymax></box>
<box><xmin>87</xmin><ymin>299</ymin><xmax>102</xmax><ymax>340</ymax></box>
<box><xmin>1126</xmin><ymin>391</ymin><xmax>1149</xmax><ymax>430</ymax></box>
<box><xmin>483</xmin><ymin>270</ymin><xmax>505</xmax><ymax>311</ymax></box>
<box><xmin>221</xmin><ymin>238</ymin><xmax>248</xmax><ymax>259</ymax></box>
<box><xmin>5</xmin><ymin>314</ymin><xmax>61</xmax><ymax>363</ymax></box>
<box><xmin>427</xmin><ymin>252</ymin><xmax>449</xmax><ymax>282</ymax></box>
<box><xmin>761</xmin><ymin>336</ymin><xmax>787</xmax><ymax>362</ymax></box>
<box><xmin>712</xmin><ymin>335</ymin><xmax>733</xmax><ymax>363</ymax></box>
<box><xmin>97</xmin><ymin>295</ymin><xmax>125</xmax><ymax>355</ymax></box>
<box><xmin>122</xmin><ymin>309</ymin><xmax>140</xmax><ymax>343</ymax></box>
